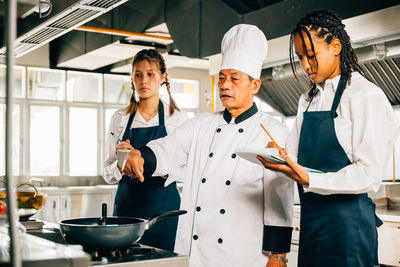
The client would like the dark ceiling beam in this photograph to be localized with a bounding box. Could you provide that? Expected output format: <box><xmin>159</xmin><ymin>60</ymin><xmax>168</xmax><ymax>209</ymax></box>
<box><xmin>165</xmin><ymin>0</ymin><xmax>241</xmax><ymax>58</ymax></box>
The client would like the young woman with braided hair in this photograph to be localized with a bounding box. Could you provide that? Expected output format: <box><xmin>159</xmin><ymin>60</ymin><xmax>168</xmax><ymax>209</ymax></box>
<box><xmin>103</xmin><ymin>49</ymin><xmax>187</xmax><ymax>251</ymax></box>
<box><xmin>258</xmin><ymin>9</ymin><xmax>399</xmax><ymax>266</ymax></box>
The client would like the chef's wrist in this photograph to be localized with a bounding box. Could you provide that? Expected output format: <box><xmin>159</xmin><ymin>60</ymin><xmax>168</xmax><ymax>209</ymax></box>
<box><xmin>128</xmin><ymin>149</ymin><xmax>141</xmax><ymax>157</ymax></box>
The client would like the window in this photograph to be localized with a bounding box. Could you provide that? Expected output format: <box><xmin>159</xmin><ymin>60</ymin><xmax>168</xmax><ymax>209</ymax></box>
<box><xmin>0</xmin><ymin>104</ymin><xmax>20</xmax><ymax>176</ymax></box>
<box><xmin>1</xmin><ymin>66</ymin><xmax>130</xmax><ymax>178</ymax></box>
<box><xmin>69</xmin><ymin>107</ymin><xmax>98</xmax><ymax>176</ymax></box>
<box><xmin>0</xmin><ymin>66</ymin><xmax>131</xmax><ymax>179</ymax></box>
<box><xmin>104</xmin><ymin>74</ymin><xmax>132</xmax><ymax>104</ymax></box>
<box><xmin>67</xmin><ymin>71</ymin><xmax>102</xmax><ymax>102</ymax></box>
<box><xmin>160</xmin><ymin>79</ymin><xmax>200</xmax><ymax>115</ymax></box>
<box><xmin>28</xmin><ymin>67</ymin><xmax>64</xmax><ymax>100</ymax></box>
<box><xmin>0</xmin><ymin>65</ymin><xmax>25</xmax><ymax>98</ymax></box>
<box><xmin>30</xmin><ymin>105</ymin><xmax>60</xmax><ymax>176</ymax></box>
<box><xmin>1</xmin><ymin>65</ymin><xmax>213</xmax><ymax>180</ymax></box>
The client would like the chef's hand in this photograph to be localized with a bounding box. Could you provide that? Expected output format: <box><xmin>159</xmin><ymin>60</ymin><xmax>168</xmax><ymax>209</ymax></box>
<box><xmin>116</xmin><ymin>140</ymin><xmax>133</xmax><ymax>150</ymax></box>
<box><xmin>266</xmin><ymin>253</ymin><xmax>287</xmax><ymax>267</ymax></box>
<box><xmin>123</xmin><ymin>150</ymin><xmax>145</xmax><ymax>182</ymax></box>
<box><xmin>257</xmin><ymin>152</ymin><xmax>309</xmax><ymax>186</ymax></box>
<box><xmin>265</xmin><ymin>141</ymin><xmax>288</xmax><ymax>159</ymax></box>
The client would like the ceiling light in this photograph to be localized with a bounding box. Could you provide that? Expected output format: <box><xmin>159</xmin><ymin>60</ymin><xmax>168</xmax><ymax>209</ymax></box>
<box><xmin>272</xmin><ymin>65</ymin><xmax>284</xmax><ymax>80</ymax></box>
<box><xmin>373</xmin><ymin>43</ymin><xmax>387</xmax><ymax>61</ymax></box>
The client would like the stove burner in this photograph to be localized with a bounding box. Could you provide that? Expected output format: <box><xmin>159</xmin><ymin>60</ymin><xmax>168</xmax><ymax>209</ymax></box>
<box><xmin>87</xmin><ymin>243</ymin><xmax>178</xmax><ymax>264</ymax></box>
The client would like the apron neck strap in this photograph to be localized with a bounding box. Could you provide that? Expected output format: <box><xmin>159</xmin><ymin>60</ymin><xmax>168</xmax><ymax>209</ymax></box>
<box><xmin>305</xmin><ymin>75</ymin><xmax>346</xmax><ymax>113</ymax></box>
<box><xmin>305</xmin><ymin>95</ymin><xmax>315</xmax><ymax>112</ymax></box>
<box><xmin>330</xmin><ymin>75</ymin><xmax>346</xmax><ymax>113</ymax></box>
<box><xmin>158</xmin><ymin>100</ymin><xmax>165</xmax><ymax>127</ymax></box>
<box><xmin>122</xmin><ymin>100</ymin><xmax>166</xmax><ymax>141</ymax></box>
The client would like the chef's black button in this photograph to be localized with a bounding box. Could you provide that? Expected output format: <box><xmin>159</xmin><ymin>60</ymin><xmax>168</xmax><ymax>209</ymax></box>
<box><xmin>196</xmin><ymin>206</ymin><xmax>201</xmax><ymax>212</ymax></box>
<box><xmin>220</xmin><ymin>209</ymin><xmax>225</xmax><ymax>214</ymax></box>
<box><xmin>216</xmin><ymin>128</ymin><xmax>221</xmax><ymax>133</ymax></box>
<box><xmin>201</xmin><ymin>178</ymin><xmax>206</xmax><ymax>183</ymax></box>
<box><xmin>193</xmin><ymin>235</ymin><xmax>198</xmax><ymax>240</ymax></box>
<box><xmin>225</xmin><ymin>180</ymin><xmax>231</xmax><ymax>185</ymax></box>
<box><xmin>238</xmin><ymin>128</ymin><xmax>243</xmax><ymax>133</ymax></box>
<box><xmin>218</xmin><ymin>238</ymin><xmax>223</xmax><ymax>243</ymax></box>
<box><xmin>231</xmin><ymin>153</ymin><xmax>236</xmax><ymax>158</ymax></box>
<box><xmin>209</xmin><ymin>152</ymin><xmax>214</xmax><ymax>157</ymax></box>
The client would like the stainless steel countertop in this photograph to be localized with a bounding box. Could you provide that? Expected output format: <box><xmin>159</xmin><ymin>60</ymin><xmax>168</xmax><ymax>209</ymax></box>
<box><xmin>374</xmin><ymin>196</ymin><xmax>400</xmax><ymax>223</ymax></box>
<box><xmin>376</xmin><ymin>206</ymin><xmax>400</xmax><ymax>223</ymax></box>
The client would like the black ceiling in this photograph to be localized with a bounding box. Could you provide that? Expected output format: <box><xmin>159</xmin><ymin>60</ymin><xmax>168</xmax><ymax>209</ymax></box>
<box><xmin>220</xmin><ymin>0</ymin><xmax>284</xmax><ymax>14</ymax></box>
<box><xmin>48</xmin><ymin>0</ymin><xmax>400</xmax><ymax>69</ymax></box>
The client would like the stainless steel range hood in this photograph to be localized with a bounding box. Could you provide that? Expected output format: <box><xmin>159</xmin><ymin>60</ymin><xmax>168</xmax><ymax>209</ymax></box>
<box><xmin>259</xmin><ymin>46</ymin><xmax>400</xmax><ymax>117</ymax></box>
<box><xmin>0</xmin><ymin>0</ymin><xmax>128</xmax><ymax>57</ymax></box>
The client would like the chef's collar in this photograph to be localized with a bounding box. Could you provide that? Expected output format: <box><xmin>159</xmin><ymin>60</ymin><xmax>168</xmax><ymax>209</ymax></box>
<box><xmin>316</xmin><ymin>74</ymin><xmax>341</xmax><ymax>92</ymax></box>
<box><xmin>223</xmin><ymin>102</ymin><xmax>258</xmax><ymax>124</ymax></box>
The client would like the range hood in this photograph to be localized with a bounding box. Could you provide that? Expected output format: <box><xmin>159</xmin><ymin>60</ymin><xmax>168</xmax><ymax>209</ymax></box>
<box><xmin>0</xmin><ymin>0</ymin><xmax>128</xmax><ymax>57</ymax></box>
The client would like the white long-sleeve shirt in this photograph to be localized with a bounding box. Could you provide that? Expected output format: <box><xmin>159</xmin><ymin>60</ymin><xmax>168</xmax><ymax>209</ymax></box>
<box><xmin>287</xmin><ymin>72</ymin><xmax>400</xmax><ymax>195</ymax></box>
<box><xmin>103</xmin><ymin>100</ymin><xmax>188</xmax><ymax>184</ymax></box>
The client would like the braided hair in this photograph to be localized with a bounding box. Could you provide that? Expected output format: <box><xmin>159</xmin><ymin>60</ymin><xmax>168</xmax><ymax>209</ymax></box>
<box><xmin>126</xmin><ymin>49</ymin><xmax>180</xmax><ymax>116</ymax></box>
<box><xmin>289</xmin><ymin>9</ymin><xmax>366</xmax><ymax>101</ymax></box>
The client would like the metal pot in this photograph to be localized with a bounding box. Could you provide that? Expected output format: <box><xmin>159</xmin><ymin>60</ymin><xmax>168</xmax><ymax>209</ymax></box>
<box><xmin>0</xmin><ymin>183</ymin><xmax>47</xmax><ymax>220</ymax></box>
<box><xmin>59</xmin><ymin>203</ymin><xmax>187</xmax><ymax>250</ymax></box>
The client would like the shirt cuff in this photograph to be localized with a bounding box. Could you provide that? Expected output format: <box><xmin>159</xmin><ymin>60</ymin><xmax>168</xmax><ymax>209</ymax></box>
<box><xmin>303</xmin><ymin>172</ymin><xmax>322</xmax><ymax>193</ymax></box>
<box><xmin>137</xmin><ymin>146</ymin><xmax>157</xmax><ymax>177</ymax></box>
<box><xmin>262</xmin><ymin>225</ymin><xmax>292</xmax><ymax>253</ymax></box>
<box><xmin>103</xmin><ymin>160</ymin><xmax>122</xmax><ymax>184</ymax></box>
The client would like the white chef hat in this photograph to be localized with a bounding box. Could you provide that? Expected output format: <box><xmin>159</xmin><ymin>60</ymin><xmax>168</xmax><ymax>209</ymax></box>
<box><xmin>220</xmin><ymin>24</ymin><xmax>268</xmax><ymax>79</ymax></box>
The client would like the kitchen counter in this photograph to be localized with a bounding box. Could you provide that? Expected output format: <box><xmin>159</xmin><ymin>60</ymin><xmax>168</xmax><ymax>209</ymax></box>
<box><xmin>376</xmin><ymin>206</ymin><xmax>400</xmax><ymax>222</ymax></box>
<box><xmin>373</xmin><ymin>196</ymin><xmax>400</xmax><ymax>222</ymax></box>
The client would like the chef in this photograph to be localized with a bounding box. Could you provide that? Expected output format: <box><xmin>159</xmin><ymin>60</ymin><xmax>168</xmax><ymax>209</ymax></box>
<box><xmin>124</xmin><ymin>24</ymin><xmax>294</xmax><ymax>267</ymax></box>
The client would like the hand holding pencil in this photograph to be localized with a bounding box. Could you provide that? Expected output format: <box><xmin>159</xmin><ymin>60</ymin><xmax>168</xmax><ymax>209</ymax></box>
<box><xmin>258</xmin><ymin>123</ymin><xmax>309</xmax><ymax>185</ymax></box>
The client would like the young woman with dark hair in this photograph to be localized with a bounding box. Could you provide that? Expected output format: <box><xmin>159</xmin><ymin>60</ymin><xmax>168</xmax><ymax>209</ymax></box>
<box><xmin>259</xmin><ymin>9</ymin><xmax>399</xmax><ymax>267</ymax></box>
<box><xmin>103</xmin><ymin>49</ymin><xmax>187</xmax><ymax>251</ymax></box>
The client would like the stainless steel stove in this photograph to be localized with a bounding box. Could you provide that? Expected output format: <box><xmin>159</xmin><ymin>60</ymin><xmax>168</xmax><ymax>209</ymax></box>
<box><xmin>87</xmin><ymin>243</ymin><xmax>188</xmax><ymax>266</ymax></box>
<box><xmin>28</xmin><ymin>223</ymin><xmax>189</xmax><ymax>267</ymax></box>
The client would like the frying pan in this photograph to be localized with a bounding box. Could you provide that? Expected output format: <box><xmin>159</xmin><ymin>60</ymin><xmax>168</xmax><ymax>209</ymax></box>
<box><xmin>59</xmin><ymin>203</ymin><xmax>187</xmax><ymax>250</ymax></box>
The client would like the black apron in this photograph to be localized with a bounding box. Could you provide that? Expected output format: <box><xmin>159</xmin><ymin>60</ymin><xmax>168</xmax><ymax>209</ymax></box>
<box><xmin>113</xmin><ymin>101</ymin><xmax>180</xmax><ymax>251</ymax></box>
<box><xmin>297</xmin><ymin>76</ymin><xmax>382</xmax><ymax>267</ymax></box>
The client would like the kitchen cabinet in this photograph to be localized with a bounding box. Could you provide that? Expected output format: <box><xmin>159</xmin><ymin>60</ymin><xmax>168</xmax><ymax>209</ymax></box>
<box><xmin>378</xmin><ymin>221</ymin><xmax>400</xmax><ymax>266</ymax></box>
<box><xmin>33</xmin><ymin>185</ymin><xmax>117</xmax><ymax>223</ymax></box>
<box><xmin>286</xmin><ymin>205</ymin><xmax>300</xmax><ymax>267</ymax></box>
<box><xmin>286</xmin><ymin>244</ymin><xmax>298</xmax><ymax>267</ymax></box>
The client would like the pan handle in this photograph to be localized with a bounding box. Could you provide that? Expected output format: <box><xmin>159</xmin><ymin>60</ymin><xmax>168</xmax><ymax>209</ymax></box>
<box><xmin>147</xmin><ymin>210</ymin><xmax>187</xmax><ymax>229</ymax></box>
<box><xmin>98</xmin><ymin>203</ymin><xmax>107</xmax><ymax>225</ymax></box>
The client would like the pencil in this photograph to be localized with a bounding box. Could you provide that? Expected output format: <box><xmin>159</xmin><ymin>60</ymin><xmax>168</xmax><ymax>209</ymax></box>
<box><xmin>260</xmin><ymin>123</ymin><xmax>282</xmax><ymax>150</ymax></box>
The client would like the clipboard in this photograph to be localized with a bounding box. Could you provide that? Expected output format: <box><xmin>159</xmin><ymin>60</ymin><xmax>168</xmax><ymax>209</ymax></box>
<box><xmin>236</xmin><ymin>147</ymin><xmax>324</xmax><ymax>174</ymax></box>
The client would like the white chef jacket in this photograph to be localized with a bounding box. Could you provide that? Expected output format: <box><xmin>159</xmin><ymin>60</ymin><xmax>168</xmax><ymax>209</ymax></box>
<box><xmin>286</xmin><ymin>72</ymin><xmax>400</xmax><ymax>195</ymax></box>
<box><xmin>141</xmin><ymin>104</ymin><xmax>294</xmax><ymax>267</ymax></box>
<box><xmin>103</xmin><ymin>100</ymin><xmax>188</xmax><ymax>184</ymax></box>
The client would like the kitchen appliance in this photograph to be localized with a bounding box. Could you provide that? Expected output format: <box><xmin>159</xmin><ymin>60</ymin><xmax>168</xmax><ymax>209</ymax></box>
<box><xmin>59</xmin><ymin>204</ymin><xmax>187</xmax><ymax>249</ymax></box>
<box><xmin>29</xmin><ymin>222</ymin><xmax>189</xmax><ymax>267</ymax></box>
<box><xmin>0</xmin><ymin>183</ymin><xmax>47</xmax><ymax>220</ymax></box>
